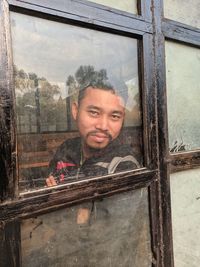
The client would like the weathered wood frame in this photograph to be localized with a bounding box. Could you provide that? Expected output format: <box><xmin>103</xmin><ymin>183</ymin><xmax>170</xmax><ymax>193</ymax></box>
<box><xmin>0</xmin><ymin>0</ymin><xmax>200</xmax><ymax>266</ymax></box>
<box><xmin>155</xmin><ymin>1</ymin><xmax>200</xmax><ymax>267</ymax></box>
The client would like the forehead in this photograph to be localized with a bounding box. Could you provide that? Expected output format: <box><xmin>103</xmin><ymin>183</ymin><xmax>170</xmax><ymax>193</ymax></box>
<box><xmin>80</xmin><ymin>87</ymin><xmax>125</xmax><ymax>109</ymax></box>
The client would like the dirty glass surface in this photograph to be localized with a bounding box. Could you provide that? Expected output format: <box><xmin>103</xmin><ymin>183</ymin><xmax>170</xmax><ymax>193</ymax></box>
<box><xmin>166</xmin><ymin>41</ymin><xmax>200</xmax><ymax>152</ymax></box>
<box><xmin>11</xmin><ymin>12</ymin><xmax>143</xmax><ymax>192</ymax></box>
<box><xmin>170</xmin><ymin>168</ymin><xmax>200</xmax><ymax>267</ymax></box>
<box><xmin>21</xmin><ymin>189</ymin><xmax>152</xmax><ymax>267</ymax></box>
<box><xmin>164</xmin><ymin>0</ymin><xmax>200</xmax><ymax>28</ymax></box>
<box><xmin>86</xmin><ymin>0</ymin><xmax>137</xmax><ymax>14</ymax></box>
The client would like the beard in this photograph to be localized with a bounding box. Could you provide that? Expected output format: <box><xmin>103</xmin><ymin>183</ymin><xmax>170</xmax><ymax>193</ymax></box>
<box><xmin>82</xmin><ymin>130</ymin><xmax>113</xmax><ymax>156</ymax></box>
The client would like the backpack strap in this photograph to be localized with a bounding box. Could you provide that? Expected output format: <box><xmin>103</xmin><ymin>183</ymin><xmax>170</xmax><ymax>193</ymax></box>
<box><xmin>94</xmin><ymin>155</ymin><xmax>140</xmax><ymax>174</ymax></box>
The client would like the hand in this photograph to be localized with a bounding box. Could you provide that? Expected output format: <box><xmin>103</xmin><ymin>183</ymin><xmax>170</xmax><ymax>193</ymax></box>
<box><xmin>46</xmin><ymin>175</ymin><xmax>57</xmax><ymax>186</ymax></box>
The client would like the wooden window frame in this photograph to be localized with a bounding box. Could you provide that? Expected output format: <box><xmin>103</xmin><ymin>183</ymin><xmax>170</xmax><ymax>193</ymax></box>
<box><xmin>1</xmin><ymin>0</ymin><xmax>199</xmax><ymax>266</ymax></box>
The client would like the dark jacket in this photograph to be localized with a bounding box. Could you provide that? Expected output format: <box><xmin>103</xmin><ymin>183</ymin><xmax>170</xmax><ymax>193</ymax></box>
<box><xmin>49</xmin><ymin>136</ymin><xmax>140</xmax><ymax>183</ymax></box>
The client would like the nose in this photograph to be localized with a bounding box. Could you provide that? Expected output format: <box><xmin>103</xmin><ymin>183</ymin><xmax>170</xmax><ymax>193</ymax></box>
<box><xmin>95</xmin><ymin>115</ymin><xmax>109</xmax><ymax>131</ymax></box>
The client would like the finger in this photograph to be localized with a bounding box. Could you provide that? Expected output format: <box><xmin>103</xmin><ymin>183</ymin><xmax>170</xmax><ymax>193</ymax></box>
<box><xmin>46</xmin><ymin>175</ymin><xmax>57</xmax><ymax>186</ymax></box>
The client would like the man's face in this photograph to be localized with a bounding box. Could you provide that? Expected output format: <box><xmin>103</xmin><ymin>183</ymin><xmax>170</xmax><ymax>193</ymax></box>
<box><xmin>72</xmin><ymin>87</ymin><xmax>125</xmax><ymax>152</ymax></box>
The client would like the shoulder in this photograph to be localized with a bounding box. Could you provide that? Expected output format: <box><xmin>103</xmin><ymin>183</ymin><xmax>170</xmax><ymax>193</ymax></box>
<box><xmin>107</xmin><ymin>139</ymin><xmax>135</xmax><ymax>157</ymax></box>
<box><xmin>49</xmin><ymin>136</ymin><xmax>81</xmax><ymax>171</ymax></box>
<box><xmin>96</xmin><ymin>140</ymin><xmax>141</xmax><ymax>173</ymax></box>
<box><xmin>58</xmin><ymin>137</ymin><xmax>81</xmax><ymax>151</ymax></box>
<box><xmin>108</xmin><ymin>152</ymin><xmax>140</xmax><ymax>173</ymax></box>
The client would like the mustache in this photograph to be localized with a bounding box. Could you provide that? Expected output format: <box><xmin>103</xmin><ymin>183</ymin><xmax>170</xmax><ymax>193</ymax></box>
<box><xmin>86</xmin><ymin>130</ymin><xmax>112</xmax><ymax>141</ymax></box>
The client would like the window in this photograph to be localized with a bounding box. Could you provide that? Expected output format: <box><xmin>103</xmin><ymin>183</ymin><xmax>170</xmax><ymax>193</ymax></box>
<box><xmin>11</xmin><ymin>12</ymin><xmax>143</xmax><ymax>192</ymax></box>
<box><xmin>166</xmin><ymin>41</ymin><xmax>200</xmax><ymax>152</ymax></box>
<box><xmin>163</xmin><ymin>0</ymin><xmax>200</xmax><ymax>266</ymax></box>
<box><xmin>21</xmin><ymin>189</ymin><xmax>152</xmax><ymax>266</ymax></box>
<box><xmin>164</xmin><ymin>0</ymin><xmax>200</xmax><ymax>28</ymax></box>
<box><xmin>1</xmin><ymin>0</ymin><xmax>199</xmax><ymax>266</ymax></box>
<box><xmin>1</xmin><ymin>0</ymin><xmax>156</xmax><ymax>266</ymax></box>
<box><xmin>87</xmin><ymin>0</ymin><xmax>138</xmax><ymax>14</ymax></box>
<box><xmin>170</xmin><ymin>169</ymin><xmax>200</xmax><ymax>267</ymax></box>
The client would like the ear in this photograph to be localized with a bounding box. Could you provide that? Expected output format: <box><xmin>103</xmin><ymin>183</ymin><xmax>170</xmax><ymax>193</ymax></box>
<box><xmin>71</xmin><ymin>102</ymin><xmax>78</xmax><ymax>121</ymax></box>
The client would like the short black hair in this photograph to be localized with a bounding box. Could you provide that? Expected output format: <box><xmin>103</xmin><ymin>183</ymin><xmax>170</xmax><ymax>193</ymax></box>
<box><xmin>78</xmin><ymin>83</ymin><xmax>115</xmax><ymax>105</ymax></box>
<box><xmin>75</xmin><ymin>65</ymin><xmax>128</xmax><ymax>105</ymax></box>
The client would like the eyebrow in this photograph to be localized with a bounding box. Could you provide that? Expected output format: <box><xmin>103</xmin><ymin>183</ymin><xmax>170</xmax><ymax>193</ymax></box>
<box><xmin>87</xmin><ymin>105</ymin><xmax>101</xmax><ymax>110</ymax></box>
<box><xmin>87</xmin><ymin>105</ymin><xmax>124</xmax><ymax>115</ymax></box>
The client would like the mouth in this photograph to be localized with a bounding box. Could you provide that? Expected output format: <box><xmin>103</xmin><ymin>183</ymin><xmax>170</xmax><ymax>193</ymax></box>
<box><xmin>91</xmin><ymin>134</ymin><xmax>109</xmax><ymax>143</ymax></box>
<box><xmin>88</xmin><ymin>131</ymin><xmax>112</xmax><ymax>143</ymax></box>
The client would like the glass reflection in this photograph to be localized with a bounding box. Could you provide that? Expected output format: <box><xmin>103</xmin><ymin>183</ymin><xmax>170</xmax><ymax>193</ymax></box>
<box><xmin>21</xmin><ymin>189</ymin><xmax>152</xmax><ymax>267</ymax></box>
<box><xmin>164</xmin><ymin>0</ymin><xmax>200</xmax><ymax>28</ymax></box>
<box><xmin>166</xmin><ymin>41</ymin><xmax>200</xmax><ymax>152</ymax></box>
<box><xmin>87</xmin><ymin>0</ymin><xmax>138</xmax><ymax>14</ymax></box>
<box><xmin>11</xmin><ymin>12</ymin><xmax>142</xmax><ymax>191</ymax></box>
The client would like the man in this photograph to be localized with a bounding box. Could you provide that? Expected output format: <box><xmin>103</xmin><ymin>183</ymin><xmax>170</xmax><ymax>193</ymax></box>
<box><xmin>44</xmin><ymin>68</ymin><xmax>144</xmax><ymax>266</ymax></box>
<box><xmin>46</xmin><ymin>70</ymin><xmax>139</xmax><ymax>186</ymax></box>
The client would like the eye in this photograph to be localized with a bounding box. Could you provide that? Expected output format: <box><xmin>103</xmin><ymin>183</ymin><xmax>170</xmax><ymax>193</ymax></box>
<box><xmin>88</xmin><ymin>110</ymin><xmax>99</xmax><ymax>117</ymax></box>
<box><xmin>111</xmin><ymin>114</ymin><xmax>122</xmax><ymax>121</ymax></box>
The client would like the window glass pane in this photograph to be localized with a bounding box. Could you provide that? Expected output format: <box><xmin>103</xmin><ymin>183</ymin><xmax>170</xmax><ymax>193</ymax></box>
<box><xmin>11</xmin><ymin>12</ymin><xmax>142</xmax><ymax>192</ymax></box>
<box><xmin>21</xmin><ymin>189</ymin><xmax>152</xmax><ymax>266</ymax></box>
<box><xmin>164</xmin><ymin>0</ymin><xmax>200</xmax><ymax>28</ymax></box>
<box><xmin>166</xmin><ymin>41</ymin><xmax>200</xmax><ymax>152</ymax></box>
<box><xmin>86</xmin><ymin>0</ymin><xmax>137</xmax><ymax>14</ymax></box>
<box><xmin>170</xmin><ymin>168</ymin><xmax>200</xmax><ymax>267</ymax></box>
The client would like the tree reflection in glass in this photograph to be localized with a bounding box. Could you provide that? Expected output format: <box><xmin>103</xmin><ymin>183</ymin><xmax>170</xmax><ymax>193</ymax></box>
<box><xmin>11</xmin><ymin>12</ymin><xmax>142</xmax><ymax>191</ymax></box>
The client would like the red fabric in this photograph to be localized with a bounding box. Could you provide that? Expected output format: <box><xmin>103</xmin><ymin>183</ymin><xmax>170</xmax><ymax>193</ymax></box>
<box><xmin>56</xmin><ymin>161</ymin><xmax>76</xmax><ymax>170</ymax></box>
<box><xmin>59</xmin><ymin>174</ymin><xmax>65</xmax><ymax>182</ymax></box>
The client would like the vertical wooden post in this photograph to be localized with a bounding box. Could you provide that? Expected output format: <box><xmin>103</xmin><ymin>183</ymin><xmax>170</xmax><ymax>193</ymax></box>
<box><xmin>152</xmin><ymin>0</ymin><xmax>174</xmax><ymax>266</ymax></box>
<box><xmin>0</xmin><ymin>220</ymin><xmax>21</xmax><ymax>267</ymax></box>
<box><xmin>0</xmin><ymin>0</ymin><xmax>17</xmax><ymax>200</ymax></box>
